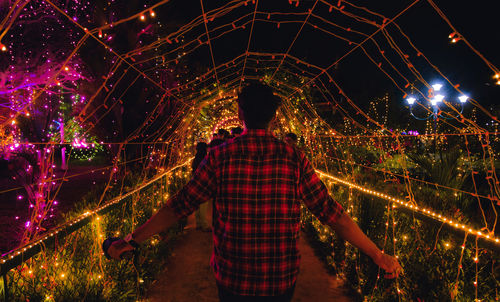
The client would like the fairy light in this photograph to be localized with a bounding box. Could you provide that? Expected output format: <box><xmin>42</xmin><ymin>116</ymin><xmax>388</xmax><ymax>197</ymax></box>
<box><xmin>0</xmin><ymin>0</ymin><xmax>498</xmax><ymax>299</ymax></box>
<box><xmin>0</xmin><ymin>158</ymin><xmax>192</xmax><ymax>270</ymax></box>
<box><xmin>315</xmin><ymin>169</ymin><xmax>500</xmax><ymax>246</ymax></box>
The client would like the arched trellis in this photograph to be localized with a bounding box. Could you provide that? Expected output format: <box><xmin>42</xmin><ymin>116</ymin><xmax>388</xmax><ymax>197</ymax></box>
<box><xmin>0</xmin><ymin>0</ymin><xmax>499</xmax><ymax>301</ymax></box>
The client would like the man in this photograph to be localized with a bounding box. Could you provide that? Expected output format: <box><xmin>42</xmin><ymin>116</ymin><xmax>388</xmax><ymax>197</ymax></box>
<box><xmin>230</xmin><ymin>126</ymin><xmax>243</xmax><ymax>137</ymax></box>
<box><xmin>192</xmin><ymin>142</ymin><xmax>210</xmax><ymax>231</ymax></box>
<box><xmin>109</xmin><ymin>82</ymin><xmax>402</xmax><ymax>301</ymax></box>
<box><xmin>284</xmin><ymin>132</ymin><xmax>298</xmax><ymax>146</ymax></box>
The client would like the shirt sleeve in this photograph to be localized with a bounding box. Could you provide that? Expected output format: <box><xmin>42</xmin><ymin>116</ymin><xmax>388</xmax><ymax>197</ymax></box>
<box><xmin>167</xmin><ymin>151</ymin><xmax>216</xmax><ymax>218</ymax></box>
<box><xmin>298</xmin><ymin>151</ymin><xmax>344</xmax><ymax>226</ymax></box>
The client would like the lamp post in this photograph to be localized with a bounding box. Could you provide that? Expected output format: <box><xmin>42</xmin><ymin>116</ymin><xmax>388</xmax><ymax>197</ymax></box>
<box><xmin>404</xmin><ymin>83</ymin><xmax>468</xmax><ymax>149</ymax></box>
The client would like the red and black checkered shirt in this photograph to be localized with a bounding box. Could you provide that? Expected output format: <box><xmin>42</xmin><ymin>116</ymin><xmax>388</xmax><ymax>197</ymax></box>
<box><xmin>167</xmin><ymin>129</ymin><xmax>343</xmax><ymax>296</ymax></box>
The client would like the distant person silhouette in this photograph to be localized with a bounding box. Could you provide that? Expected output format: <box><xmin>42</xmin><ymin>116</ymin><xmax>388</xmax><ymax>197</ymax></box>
<box><xmin>284</xmin><ymin>132</ymin><xmax>298</xmax><ymax>146</ymax></box>
<box><xmin>192</xmin><ymin>142</ymin><xmax>210</xmax><ymax>231</ymax></box>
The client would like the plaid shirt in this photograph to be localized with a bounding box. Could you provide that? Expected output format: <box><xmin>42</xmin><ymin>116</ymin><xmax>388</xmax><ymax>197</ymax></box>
<box><xmin>168</xmin><ymin>129</ymin><xmax>343</xmax><ymax>296</ymax></box>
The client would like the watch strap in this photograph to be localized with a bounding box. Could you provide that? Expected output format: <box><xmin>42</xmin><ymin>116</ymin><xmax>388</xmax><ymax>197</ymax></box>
<box><xmin>124</xmin><ymin>233</ymin><xmax>140</xmax><ymax>249</ymax></box>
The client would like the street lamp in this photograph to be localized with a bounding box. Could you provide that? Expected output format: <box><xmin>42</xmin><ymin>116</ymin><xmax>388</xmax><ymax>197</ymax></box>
<box><xmin>405</xmin><ymin>83</ymin><xmax>468</xmax><ymax>121</ymax></box>
<box><xmin>431</xmin><ymin>83</ymin><xmax>443</xmax><ymax>91</ymax></box>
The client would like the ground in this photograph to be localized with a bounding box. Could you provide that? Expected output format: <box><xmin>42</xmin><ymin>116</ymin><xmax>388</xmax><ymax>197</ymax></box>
<box><xmin>145</xmin><ymin>215</ymin><xmax>354</xmax><ymax>301</ymax></box>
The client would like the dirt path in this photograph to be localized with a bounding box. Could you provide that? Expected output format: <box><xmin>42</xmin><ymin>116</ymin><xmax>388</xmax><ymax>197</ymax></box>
<box><xmin>146</xmin><ymin>217</ymin><xmax>353</xmax><ymax>302</ymax></box>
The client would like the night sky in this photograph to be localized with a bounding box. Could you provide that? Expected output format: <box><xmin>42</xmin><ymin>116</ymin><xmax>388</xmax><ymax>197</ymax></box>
<box><xmin>159</xmin><ymin>0</ymin><xmax>499</xmax><ymax>107</ymax></box>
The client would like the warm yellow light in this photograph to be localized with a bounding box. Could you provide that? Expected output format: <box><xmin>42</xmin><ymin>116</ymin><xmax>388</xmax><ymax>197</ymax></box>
<box><xmin>150</xmin><ymin>10</ymin><xmax>155</xmax><ymax>17</ymax></box>
<box><xmin>140</xmin><ymin>14</ymin><xmax>146</xmax><ymax>21</ymax></box>
<box><xmin>64</xmin><ymin>66</ymin><xmax>69</xmax><ymax>71</ymax></box>
<box><xmin>316</xmin><ymin>169</ymin><xmax>500</xmax><ymax>246</ymax></box>
<box><xmin>0</xmin><ymin>44</ymin><xmax>6</xmax><ymax>51</ymax></box>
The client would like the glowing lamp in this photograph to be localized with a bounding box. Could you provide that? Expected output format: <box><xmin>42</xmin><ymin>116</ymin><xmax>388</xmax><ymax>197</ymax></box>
<box><xmin>431</xmin><ymin>94</ymin><xmax>444</xmax><ymax>106</ymax></box>
<box><xmin>140</xmin><ymin>15</ymin><xmax>146</xmax><ymax>21</ymax></box>
<box><xmin>458</xmin><ymin>95</ymin><xmax>468</xmax><ymax>103</ymax></box>
<box><xmin>431</xmin><ymin>83</ymin><xmax>443</xmax><ymax>91</ymax></box>
<box><xmin>434</xmin><ymin>94</ymin><xmax>444</xmax><ymax>102</ymax></box>
<box><xmin>406</xmin><ymin>96</ymin><xmax>416</xmax><ymax>105</ymax></box>
<box><xmin>150</xmin><ymin>10</ymin><xmax>155</xmax><ymax>17</ymax></box>
<box><xmin>0</xmin><ymin>44</ymin><xmax>6</xmax><ymax>51</ymax></box>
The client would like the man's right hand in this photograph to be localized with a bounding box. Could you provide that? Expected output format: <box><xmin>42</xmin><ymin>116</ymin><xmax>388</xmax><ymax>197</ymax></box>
<box><xmin>107</xmin><ymin>239</ymin><xmax>135</xmax><ymax>260</ymax></box>
<box><xmin>373</xmin><ymin>252</ymin><xmax>403</xmax><ymax>279</ymax></box>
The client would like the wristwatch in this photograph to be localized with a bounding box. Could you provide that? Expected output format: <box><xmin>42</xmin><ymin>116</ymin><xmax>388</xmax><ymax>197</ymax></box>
<box><xmin>124</xmin><ymin>233</ymin><xmax>140</xmax><ymax>249</ymax></box>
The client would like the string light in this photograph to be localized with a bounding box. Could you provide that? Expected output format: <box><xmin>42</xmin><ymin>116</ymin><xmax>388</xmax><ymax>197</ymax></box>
<box><xmin>315</xmin><ymin>170</ymin><xmax>500</xmax><ymax>246</ymax></box>
<box><xmin>0</xmin><ymin>0</ymin><xmax>498</xmax><ymax>300</ymax></box>
<box><xmin>0</xmin><ymin>158</ymin><xmax>192</xmax><ymax>266</ymax></box>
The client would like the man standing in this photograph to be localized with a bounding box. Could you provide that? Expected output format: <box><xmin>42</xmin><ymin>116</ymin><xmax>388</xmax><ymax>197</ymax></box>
<box><xmin>109</xmin><ymin>82</ymin><xmax>401</xmax><ymax>301</ymax></box>
<box><xmin>284</xmin><ymin>132</ymin><xmax>298</xmax><ymax>146</ymax></box>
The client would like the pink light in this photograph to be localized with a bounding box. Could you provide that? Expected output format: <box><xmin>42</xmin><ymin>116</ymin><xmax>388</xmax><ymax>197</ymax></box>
<box><xmin>17</xmin><ymin>195</ymin><xmax>23</xmax><ymax>200</ymax></box>
<box><xmin>25</xmin><ymin>221</ymin><xmax>30</xmax><ymax>228</ymax></box>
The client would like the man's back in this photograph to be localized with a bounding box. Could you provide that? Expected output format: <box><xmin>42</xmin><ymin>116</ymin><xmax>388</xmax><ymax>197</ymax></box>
<box><xmin>210</xmin><ymin>129</ymin><xmax>302</xmax><ymax>296</ymax></box>
<box><xmin>168</xmin><ymin>129</ymin><xmax>343</xmax><ymax>296</ymax></box>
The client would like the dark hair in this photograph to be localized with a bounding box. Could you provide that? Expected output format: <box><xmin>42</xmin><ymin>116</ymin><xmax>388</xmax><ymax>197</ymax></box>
<box><xmin>285</xmin><ymin>132</ymin><xmax>297</xmax><ymax>142</ymax></box>
<box><xmin>217</xmin><ymin>128</ymin><xmax>230</xmax><ymax>139</ymax></box>
<box><xmin>196</xmin><ymin>142</ymin><xmax>208</xmax><ymax>152</ymax></box>
<box><xmin>238</xmin><ymin>82</ymin><xmax>281</xmax><ymax>129</ymax></box>
<box><xmin>209</xmin><ymin>138</ymin><xmax>224</xmax><ymax>148</ymax></box>
<box><xmin>231</xmin><ymin>126</ymin><xmax>243</xmax><ymax>135</ymax></box>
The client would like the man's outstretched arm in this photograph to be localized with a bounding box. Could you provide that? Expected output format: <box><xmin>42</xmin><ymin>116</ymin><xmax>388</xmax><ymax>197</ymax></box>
<box><xmin>108</xmin><ymin>153</ymin><xmax>216</xmax><ymax>260</ymax></box>
<box><xmin>108</xmin><ymin>205</ymin><xmax>179</xmax><ymax>260</ymax></box>
<box><xmin>297</xmin><ymin>152</ymin><xmax>402</xmax><ymax>278</ymax></box>
<box><xmin>331</xmin><ymin>212</ymin><xmax>402</xmax><ymax>278</ymax></box>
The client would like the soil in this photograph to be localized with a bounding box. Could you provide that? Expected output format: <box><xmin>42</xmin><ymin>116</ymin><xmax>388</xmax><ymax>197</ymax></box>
<box><xmin>145</xmin><ymin>215</ymin><xmax>354</xmax><ymax>302</ymax></box>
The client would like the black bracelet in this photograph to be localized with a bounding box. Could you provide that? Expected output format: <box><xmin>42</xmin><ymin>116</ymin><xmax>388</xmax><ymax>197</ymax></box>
<box><xmin>124</xmin><ymin>233</ymin><xmax>140</xmax><ymax>249</ymax></box>
<box><xmin>127</xmin><ymin>239</ymin><xmax>140</xmax><ymax>249</ymax></box>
